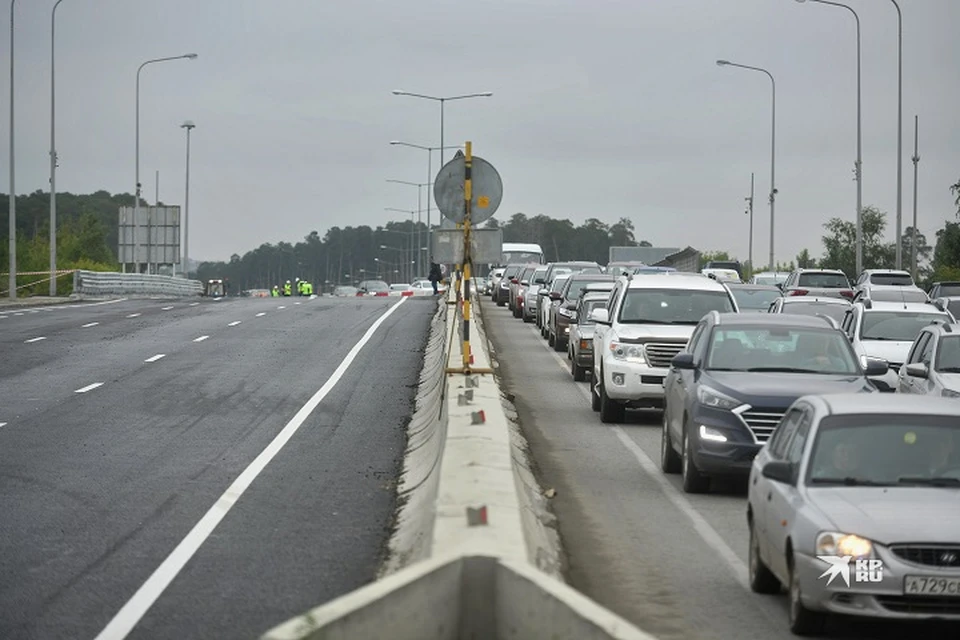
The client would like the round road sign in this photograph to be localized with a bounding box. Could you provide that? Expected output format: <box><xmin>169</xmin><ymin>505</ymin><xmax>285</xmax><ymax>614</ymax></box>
<box><xmin>433</xmin><ymin>155</ymin><xmax>503</xmax><ymax>224</ymax></box>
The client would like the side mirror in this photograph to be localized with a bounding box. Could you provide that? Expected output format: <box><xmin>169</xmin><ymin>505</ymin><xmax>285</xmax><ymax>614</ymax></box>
<box><xmin>590</xmin><ymin>308</ymin><xmax>610</xmax><ymax>325</ymax></box>
<box><xmin>761</xmin><ymin>460</ymin><xmax>795</xmax><ymax>485</ymax></box>
<box><xmin>863</xmin><ymin>357</ymin><xmax>890</xmax><ymax>377</ymax></box>
<box><xmin>549</xmin><ymin>292</ymin><xmax>562</xmax><ymax>301</ymax></box>
<box><xmin>537</xmin><ymin>289</ymin><xmax>548</xmax><ymax>296</ymax></box>
<box><xmin>905</xmin><ymin>362</ymin><xmax>929</xmax><ymax>379</ymax></box>
<box><xmin>671</xmin><ymin>353</ymin><xmax>696</xmax><ymax>370</ymax></box>
<box><xmin>776</xmin><ymin>283</ymin><xmax>784</xmax><ymax>291</ymax></box>
<box><xmin>510</xmin><ymin>278</ymin><xmax>519</xmax><ymax>284</ymax></box>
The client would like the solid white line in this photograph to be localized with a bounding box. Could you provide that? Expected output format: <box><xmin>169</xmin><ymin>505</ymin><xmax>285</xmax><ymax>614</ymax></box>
<box><xmin>193</xmin><ymin>335</ymin><xmax>210</xmax><ymax>342</ymax></box>
<box><xmin>144</xmin><ymin>354</ymin><xmax>166</xmax><ymax>363</ymax></box>
<box><xmin>189</xmin><ymin>302</ymin><xmax>199</xmax><ymax>306</ymax></box>
<box><xmin>92</xmin><ymin>297</ymin><xmax>408</xmax><ymax>640</ymax></box>
<box><xmin>161</xmin><ymin>306</ymin><xmax>174</xmax><ymax>311</ymax></box>
<box><xmin>228</xmin><ymin>321</ymin><xmax>241</xmax><ymax>327</ymax></box>
<box><xmin>24</xmin><ymin>336</ymin><xmax>47</xmax><ymax>343</ymax></box>
<box><xmin>82</xmin><ymin>322</ymin><xmax>99</xmax><ymax>328</ymax></box>
<box><xmin>255</xmin><ymin>312</ymin><xmax>266</xmax><ymax>317</ymax></box>
<box><xmin>127</xmin><ymin>313</ymin><xmax>141</xmax><ymax>318</ymax></box>
<box><xmin>527</xmin><ymin>316</ymin><xmax>751</xmax><ymax>590</ymax></box>
<box><xmin>0</xmin><ymin>297</ymin><xmax>127</xmax><ymax>314</ymax></box>
<box><xmin>75</xmin><ymin>382</ymin><xmax>104</xmax><ymax>394</ymax></box>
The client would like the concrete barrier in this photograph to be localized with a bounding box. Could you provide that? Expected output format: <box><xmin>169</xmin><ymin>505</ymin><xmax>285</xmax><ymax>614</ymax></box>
<box><xmin>72</xmin><ymin>270</ymin><xmax>203</xmax><ymax>297</ymax></box>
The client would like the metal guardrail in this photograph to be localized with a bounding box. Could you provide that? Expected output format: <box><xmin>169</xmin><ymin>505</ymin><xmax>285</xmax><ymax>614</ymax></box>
<box><xmin>72</xmin><ymin>270</ymin><xmax>203</xmax><ymax>297</ymax></box>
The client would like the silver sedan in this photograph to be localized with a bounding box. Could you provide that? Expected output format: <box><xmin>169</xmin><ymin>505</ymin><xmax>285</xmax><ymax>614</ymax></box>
<box><xmin>746</xmin><ymin>393</ymin><xmax>960</xmax><ymax>635</ymax></box>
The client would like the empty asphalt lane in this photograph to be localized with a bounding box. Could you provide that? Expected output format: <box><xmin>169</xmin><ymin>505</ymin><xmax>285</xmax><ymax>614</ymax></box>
<box><xmin>483</xmin><ymin>301</ymin><xmax>959</xmax><ymax>640</ymax></box>
<box><xmin>0</xmin><ymin>296</ymin><xmax>436</xmax><ymax>640</ymax></box>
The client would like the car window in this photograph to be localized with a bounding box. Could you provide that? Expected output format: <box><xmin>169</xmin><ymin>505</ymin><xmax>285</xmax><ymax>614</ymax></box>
<box><xmin>769</xmin><ymin>408</ymin><xmax>803</xmax><ymax>459</ymax></box>
<box><xmin>907</xmin><ymin>332</ymin><xmax>931</xmax><ymax>364</ymax></box>
<box><xmin>578</xmin><ymin>298</ymin><xmax>607</xmax><ymax>324</ymax></box>
<box><xmin>564</xmin><ymin>277</ymin><xmax>614</xmax><ymax>303</ymax></box>
<box><xmin>797</xmin><ymin>272</ymin><xmax>849</xmax><ymax>289</ymax></box>
<box><xmin>934</xmin><ymin>284</ymin><xmax>960</xmax><ymax>297</ymax></box>
<box><xmin>686</xmin><ymin>321</ymin><xmax>707</xmax><ymax>355</ymax></box>
<box><xmin>784</xmin><ymin>413</ymin><xmax>812</xmax><ymax>465</ymax></box>
<box><xmin>936</xmin><ymin>336</ymin><xmax>960</xmax><ymax>372</ymax></box>
<box><xmin>918</xmin><ymin>332</ymin><xmax>936</xmax><ymax>366</ymax></box>
<box><xmin>870</xmin><ymin>273</ymin><xmax>914</xmax><ymax>286</ymax></box>
<box><xmin>550</xmin><ymin>276</ymin><xmax>570</xmax><ymax>294</ymax></box>
<box><xmin>705</xmin><ymin>326</ymin><xmax>858</xmax><ymax>374</ymax></box>
<box><xmin>780</xmin><ymin>301</ymin><xmax>849</xmax><ymax>323</ymax></box>
<box><xmin>860</xmin><ymin>312</ymin><xmax>950</xmax><ymax>341</ymax></box>
<box><xmin>618</xmin><ymin>289</ymin><xmax>734</xmax><ymax>325</ymax></box>
<box><xmin>867</xmin><ymin>288</ymin><xmax>928</xmax><ymax>303</ymax></box>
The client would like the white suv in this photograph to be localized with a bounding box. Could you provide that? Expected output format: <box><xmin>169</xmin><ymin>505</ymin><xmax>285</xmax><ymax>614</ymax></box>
<box><xmin>590</xmin><ymin>273</ymin><xmax>740</xmax><ymax>423</ymax></box>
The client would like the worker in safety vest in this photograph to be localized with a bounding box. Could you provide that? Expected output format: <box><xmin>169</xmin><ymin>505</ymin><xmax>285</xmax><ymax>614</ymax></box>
<box><xmin>271</xmin><ymin>285</ymin><xmax>279</xmax><ymax>297</ymax></box>
<box><xmin>305</xmin><ymin>281</ymin><xmax>313</xmax><ymax>295</ymax></box>
<box><xmin>298</xmin><ymin>280</ymin><xmax>306</xmax><ymax>296</ymax></box>
<box><xmin>283</xmin><ymin>280</ymin><xmax>292</xmax><ymax>296</ymax></box>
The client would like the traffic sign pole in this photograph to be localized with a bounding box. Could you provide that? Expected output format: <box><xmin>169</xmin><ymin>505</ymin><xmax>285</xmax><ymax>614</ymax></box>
<box><xmin>462</xmin><ymin>141</ymin><xmax>473</xmax><ymax>371</ymax></box>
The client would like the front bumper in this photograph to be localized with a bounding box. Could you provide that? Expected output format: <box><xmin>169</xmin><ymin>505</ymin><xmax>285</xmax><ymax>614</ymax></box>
<box><xmin>794</xmin><ymin>550</ymin><xmax>960</xmax><ymax>620</ymax></box>
<box><xmin>687</xmin><ymin>404</ymin><xmax>763</xmax><ymax>475</ymax></box>
<box><xmin>601</xmin><ymin>360</ymin><xmax>669</xmax><ymax>408</ymax></box>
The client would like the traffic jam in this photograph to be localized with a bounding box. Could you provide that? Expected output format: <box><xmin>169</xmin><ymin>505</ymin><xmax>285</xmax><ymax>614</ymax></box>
<box><xmin>482</xmin><ymin>259</ymin><xmax>960</xmax><ymax>636</ymax></box>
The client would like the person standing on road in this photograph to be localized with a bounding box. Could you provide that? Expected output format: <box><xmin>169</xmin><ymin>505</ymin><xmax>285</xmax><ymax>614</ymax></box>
<box><xmin>428</xmin><ymin>259</ymin><xmax>442</xmax><ymax>295</ymax></box>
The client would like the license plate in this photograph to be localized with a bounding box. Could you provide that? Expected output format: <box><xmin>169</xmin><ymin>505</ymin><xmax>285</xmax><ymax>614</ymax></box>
<box><xmin>903</xmin><ymin>575</ymin><xmax>960</xmax><ymax>596</ymax></box>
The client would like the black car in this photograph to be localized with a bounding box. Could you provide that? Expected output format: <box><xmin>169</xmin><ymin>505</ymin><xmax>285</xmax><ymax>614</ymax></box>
<box><xmin>661</xmin><ymin>312</ymin><xmax>888</xmax><ymax>494</ymax></box>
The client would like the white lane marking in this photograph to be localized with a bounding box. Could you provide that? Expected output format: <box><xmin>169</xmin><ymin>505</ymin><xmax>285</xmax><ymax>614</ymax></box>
<box><xmin>93</xmin><ymin>297</ymin><xmax>408</xmax><ymax>640</ymax></box>
<box><xmin>144</xmin><ymin>354</ymin><xmax>166</xmax><ymax>363</ymax></box>
<box><xmin>255</xmin><ymin>312</ymin><xmax>266</xmax><ymax>317</ymax></box>
<box><xmin>15</xmin><ymin>312</ymin><xmax>23</xmax><ymax>316</ymax></box>
<box><xmin>24</xmin><ymin>336</ymin><xmax>47</xmax><ymax>343</ymax></box>
<box><xmin>82</xmin><ymin>322</ymin><xmax>99</xmax><ymax>328</ymax></box>
<box><xmin>127</xmin><ymin>313</ymin><xmax>141</xmax><ymax>318</ymax></box>
<box><xmin>193</xmin><ymin>335</ymin><xmax>210</xmax><ymax>342</ymax></box>
<box><xmin>294</xmin><ymin>302</ymin><xmax>301</xmax><ymax>305</ymax></box>
<box><xmin>1</xmin><ymin>298</ymin><xmax>128</xmax><ymax>314</ymax></box>
<box><xmin>527</xmin><ymin>316</ymin><xmax>751</xmax><ymax>590</ymax></box>
<box><xmin>161</xmin><ymin>306</ymin><xmax>174</xmax><ymax>311</ymax></box>
<box><xmin>189</xmin><ymin>302</ymin><xmax>200</xmax><ymax>306</ymax></box>
<box><xmin>0</xmin><ymin>422</ymin><xmax>7</xmax><ymax>428</ymax></box>
<box><xmin>277</xmin><ymin>305</ymin><xmax>286</xmax><ymax>309</ymax></box>
<box><xmin>228</xmin><ymin>321</ymin><xmax>241</xmax><ymax>327</ymax></box>
<box><xmin>75</xmin><ymin>382</ymin><xmax>104</xmax><ymax>394</ymax></box>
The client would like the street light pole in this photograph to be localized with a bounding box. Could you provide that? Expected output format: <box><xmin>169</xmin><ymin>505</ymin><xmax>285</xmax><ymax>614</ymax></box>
<box><xmin>911</xmin><ymin>115</ymin><xmax>919</xmax><ymax>281</ymax></box>
<box><xmin>134</xmin><ymin>53</ymin><xmax>197</xmax><ymax>274</ymax></box>
<box><xmin>391</xmin><ymin>90</ymin><xmax>493</xmax><ymax>167</ymax></box>
<box><xmin>890</xmin><ymin>0</ymin><xmax>903</xmax><ymax>269</ymax></box>
<box><xmin>49</xmin><ymin>0</ymin><xmax>66</xmax><ymax>295</ymax></box>
<box><xmin>746</xmin><ymin>172</ymin><xmax>754</xmax><ymax>273</ymax></box>
<box><xmin>796</xmin><ymin>0</ymin><xmax>863</xmax><ymax>275</ymax></box>
<box><xmin>8</xmin><ymin>0</ymin><xmax>17</xmax><ymax>299</ymax></box>
<box><xmin>717</xmin><ymin>60</ymin><xmax>776</xmax><ymax>271</ymax></box>
<box><xmin>181</xmin><ymin>121</ymin><xmax>195</xmax><ymax>278</ymax></box>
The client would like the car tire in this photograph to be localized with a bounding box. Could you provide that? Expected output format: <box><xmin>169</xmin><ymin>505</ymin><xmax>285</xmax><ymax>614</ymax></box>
<box><xmin>591</xmin><ymin>371</ymin><xmax>601</xmax><ymax>411</ymax></box>
<box><xmin>548</xmin><ymin>331</ymin><xmax>555</xmax><ymax>347</ymax></box>
<box><xmin>681</xmin><ymin>428</ymin><xmax>710</xmax><ymax>493</ymax></box>
<box><xmin>788</xmin><ymin>554</ymin><xmax>827</xmax><ymax>636</ymax></box>
<box><xmin>599</xmin><ymin>377</ymin><xmax>625</xmax><ymax>424</ymax></box>
<box><xmin>748</xmin><ymin>518</ymin><xmax>781</xmax><ymax>594</ymax></box>
<box><xmin>572</xmin><ymin>358</ymin><xmax>586</xmax><ymax>382</ymax></box>
<box><xmin>497</xmin><ymin>299</ymin><xmax>505</xmax><ymax>307</ymax></box>
<box><xmin>553</xmin><ymin>336</ymin><xmax>565</xmax><ymax>352</ymax></box>
<box><xmin>522</xmin><ymin>312</ymin><xmax>532</xmax><ymax>324</ymax></box>
<box><xmin>513</xmin><ymin>305</ymin><xmax>522</xmax><ymax>319</ymax></box>
<box><xmin>660</xmin><ymin>411</ymin><xmax>681</xmax><ymax>474</ymax></box>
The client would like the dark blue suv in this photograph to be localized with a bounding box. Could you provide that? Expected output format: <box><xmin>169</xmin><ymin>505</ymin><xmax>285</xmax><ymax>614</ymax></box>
<box><xmin>660</xmin><ymin>312</ymin><xmax>889</xmax><ymax>494</ymax></box>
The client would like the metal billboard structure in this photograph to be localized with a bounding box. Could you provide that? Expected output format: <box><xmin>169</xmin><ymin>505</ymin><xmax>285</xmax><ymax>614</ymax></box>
<box><xmin>118</xmin><ymin>206</ymin><xmax>181</xmax><ymax>275</ymax></box>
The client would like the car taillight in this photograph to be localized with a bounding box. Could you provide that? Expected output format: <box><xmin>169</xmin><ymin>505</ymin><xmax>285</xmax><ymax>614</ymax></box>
<box><xmin>790</xmin><ymin>289</ymin><xmax>809</xmax><ymax>296</ymax></box>
<box><xmin>839</xmin><ymin>290</ymin><xmax>854</xmax><ymax>299</ymax></box>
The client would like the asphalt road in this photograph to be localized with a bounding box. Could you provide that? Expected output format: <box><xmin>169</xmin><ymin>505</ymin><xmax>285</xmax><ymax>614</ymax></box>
<box><xmin>482</xmin><ymin>301</ymin><xmax>960</xmax><ymax>640</ymax></box>
<box><xmin>0</xmin><ymin>295</ymin><xmax>435</xmax><ymax>639</ymax></box>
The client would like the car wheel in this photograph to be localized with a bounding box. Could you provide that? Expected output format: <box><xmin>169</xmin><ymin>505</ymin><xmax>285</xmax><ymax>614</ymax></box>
<box><xmin>599</xmin><ymin>377</ymin><xmax>625</xmax><ymax>424</ymax></box>
<box><xmin>522</xmin><ymin>310</ymin><xmax>532</xmax><ymax>323</ymax></box>
<box><xmin>548</xmin><ymin>331</ymin><xmax>555</xmax><ymax>347</ymax></box>
<box><xmin>681</xmin><ymin>427</ymin><xmax>710</xmax><ymax>493</ymax></box>
<box><xmin>748</xmin><ymin>518</ymin><xmax>781</xmax><ymax>594</ymax></box>
<box><xmin>591</xmin><ymin>371</ymin><xmax>601</xmax><ymax>411</ymax></box>
<box><xmin>497</xmin><ymin>299</ymin><xmax>505</xmax><ymax>307</ymax></box>
<box><xmin>788</xmin><ymin>554</ymin><xmax>827</xmax><ymax>635</ymax></box>
<box><xmin>660</xmin><ymin>410</ymin><xmax>681</xmax><ymax>474</ymax></box>
<box><xmin>572</xmin><ymin>358</ymin><xmax>586</xmax><ymax>382</ymax></box>
<box><xmin>553</xmin><ymin>335</ymin><xmax>565</xmax><ymax>352</ymax></box>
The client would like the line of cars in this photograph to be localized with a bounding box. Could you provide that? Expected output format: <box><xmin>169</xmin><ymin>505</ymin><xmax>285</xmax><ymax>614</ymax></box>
<box><xmin>489</xmin><ymin>262</ymin><xmax>960</xmax><ymax>635</ymax></box>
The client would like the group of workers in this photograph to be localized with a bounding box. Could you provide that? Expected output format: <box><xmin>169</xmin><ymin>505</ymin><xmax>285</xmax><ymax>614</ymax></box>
<box><xmin>271</xmin><ymin>278</ymin><xmax>313</xmax><ymax>297</ymax></box>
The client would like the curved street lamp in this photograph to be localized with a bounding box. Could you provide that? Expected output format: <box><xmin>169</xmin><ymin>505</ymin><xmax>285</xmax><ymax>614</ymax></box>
<box><xmin>391</xmin><ymin>90</ymin><xmax>493</xmax><ymax>165</ymax></box>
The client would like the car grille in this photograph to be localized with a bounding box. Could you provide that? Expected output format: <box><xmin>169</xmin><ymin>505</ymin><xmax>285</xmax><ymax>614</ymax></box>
<box><xmin>643</xmin><ymin>343</ymin><xmax>685</xmax><ymax>368</ymax></box>
<box><xmin>891</xmin><ymin>545</ymin><xmax>960</xmax><ymax>568</ymax></box>
<box><xmin>876</xmin><ymin>596</ymin><xmax>960</xmax><ymax>615</ymax></box>
<box><xmin>739</xmin><ymin>410</ymin><xmax>785</xmax><ymax>443</ymax></box>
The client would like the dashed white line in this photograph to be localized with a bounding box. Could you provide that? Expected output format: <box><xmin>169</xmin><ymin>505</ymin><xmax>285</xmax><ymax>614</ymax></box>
<box><xmin>74</xmin><ymin>382</ymin><xmax>104</xmax><ymax>394</ymax></box>
<box><xmin>294</xmin><ymin>302</ymin><xmax>301</xmax><ymax>305</ymax></box>
<box><xmin>14</xmin><ymin>312</ymin><xmax>23</xmax><ymax>316</ymax></box>
<box><xmin>127</xmin><ymin>313</ymin><xmax>141</xmax><ymax>318</ymax></box>
<box><xmin>0</xmin><ymin>422</ymin><xmax>7</xmax><ymax>428</ymax></box>
<box><xmin>228</xmin><ymin>321</ymin><xmax>241</xmax><ymax>327</ymax></box>
<box><xmin>277</xmin><ymin>306</ymin><xmax>286</xmax><ymax>309</ymax></box>
<box><xmin>144</xmin><ymin>354</ymin><xmax>166</xmax><ymax>363</ymax></box>
<box><xmin>91</xmin><ymin>297</ymin><xmax>409</xmax><ymax>640</ymax></box>
<box><xmin>189</xmin><ymin>302</ymin><xmax>200</xmax><ymax>307</ymax></box>
<box><xmin>161</xmin><ymin>306</ymin><xmax>174</xmax><ymax>311</ymax></box>
<box><xmin>82</xmin><ymin>322</ymin><xmax>99</xmax><ymax>328</ymax></box>
<box><xmin>193</xmin><ymin>335</ymin><xmax>210</xmax><ymax>342</ymax></box>
<box><xmin>255</xmin><ymin>312</ymin><xmax>266</xmax><ymax>317</ymax></box>
<box><xmin>24</xmin><ymin>336</ymin><xmax>47</xmax><ymax>343</ymax></box>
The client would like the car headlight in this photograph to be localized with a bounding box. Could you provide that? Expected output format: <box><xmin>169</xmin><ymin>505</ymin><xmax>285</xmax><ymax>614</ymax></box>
<box><xmin>942</xmin><ymin>388</ymin><xmax>960</xmax><ymax>398</ymax></box>
<box><xmin>696</xmin><ymin>385</ymin><xmax>742</xmax><ymax>410</ymax></box>
<box><xmin>609</xmin><ymin>341</ymin><xmax>646</xmax><ymax>364</ymax></box>
<box><xmin>816</xmin><ymin>532</ymin><xmax>873</xmax><ymax>559</ymax></box>
<box><xmin>699</xmin><ymin>425</ymin><xmax>728</xmax><ymax>442</ymax></box>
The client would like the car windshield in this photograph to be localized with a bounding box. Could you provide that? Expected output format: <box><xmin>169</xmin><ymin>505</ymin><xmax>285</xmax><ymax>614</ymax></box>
<box><xmin>866</xmin><ymin>288</ymin><xmax>928</xmax><ymax>303</ymax></box>
<box><xmin>752</xmin><ymin>274</ymin><xmax>786</xmax><ymax>285</ymax></box>
<box><xmin>937</xmin><ymin>336</ymin><xmax>960</xmax><ymax>372</ymax></box>
<box><xmin>519</xmin><ymin>267</ymin><xmax>537</xmax><ymax>282</ymax></box>
<box><xmin>579</xmin><ymin>299</ymin><xmax>607</xmax><ymax>324</ymax></box>
<box><xmin>797</xmin><ymin>272</ymin><xmax>849</xmax><ymax>288</ymax></box>
<box><xmin>531</xmin><ymin>268</ymin><xmax>547</xmax><ymax>283</ymax></box>
<box><xmin>503</xmin><ymin>266</ymin><xmax>522</xmax><ymax>279</ymax></box>
<box><xmin>730</xmin><ymin>287</ymin><xmax>781</xmax><ymax>310</ymax></box>
<box><xmin>936</xmin><ymin>284</ymin><xmax>960</xmax><ymax>297</ymax></box>
<box><xmin>550</xmin><ymin>276</ymin><xmax>570</xmax><ymax>293</ymax></box>
<box><xmin>565</xmin><ymin>277</ymin><xmax>614</xmax><ymax>302</ymax></box>
<box><xmin>806</xmin><ymin>416</ymin><xmax>960</xmax><ymax>486</ymax></box>
<box><xmin>502</xmin><ymin>251</ymin><xmax>542</xmax><ymax>264</ymax></box>
<box><xmin>860</xmin><ymin>312</ymin><xmax>949</xmax><ymax>341</ymax></box>
<box><xmin>706</xmin><ymin>326</ymin><xmax>858</xmax><ymax>374</ymax></box>
<box><xmin>618</xmin><ymin>289</ymin><xmax>734</xmax><ymax>325</ymax></box>
<box><xmin>548</xmin><ymin>269</ymin><xmax>572</xmax><ymax>285</ymax></box>
<box><xmin>779</xmin><ymin>301</ymin><xmax>850</xmax><ymax>322</ymax></box>
<box><xmin>870</xmin><ymin>273</ymin><xmax>913</xmax><ymax>286</ymax></box>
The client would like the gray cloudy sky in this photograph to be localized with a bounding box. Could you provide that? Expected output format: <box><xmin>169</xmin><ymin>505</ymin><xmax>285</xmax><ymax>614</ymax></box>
<box><xmin>5</xmin><ymin>0</ymin><xmax>959</xmax><ymax>264</ymax></box>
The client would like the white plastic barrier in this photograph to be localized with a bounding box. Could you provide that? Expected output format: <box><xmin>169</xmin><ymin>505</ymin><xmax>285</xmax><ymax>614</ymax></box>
<box><xmin>73</xmin><ymin>270</ymin><xmax>203</xmax><ymax>297</ymax></box>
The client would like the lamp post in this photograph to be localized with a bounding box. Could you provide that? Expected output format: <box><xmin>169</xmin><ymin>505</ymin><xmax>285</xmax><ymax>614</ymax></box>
<box><xmin>390</xmin><ymin>90</ymin><xmax>493</xmax><ymax>166</ymax></box>
<box><xmin>134</xmin><ymin>53</ymin><xmax>197</xmax><ymax>273</ymax></box>
<box><xmin>717</xmin><ymin>59</ymin><xmax>776</xmax><ymax>271</ymax></box>
<box><xmin>890</xmin><ymin>0</ymin><xmax>903</xmax><ymax>269</ymax></box>
<box><xmin>8</xmin><ymin>0</ymin><xmax>16</xmax><ymax>299</ymax></box>
<box><xmin>795</xmin><ymin>0</ymin><xmax>863</xmax><ymax>275</ymax></box>
<box><xmin>746</xmin><ymin>173</ymin><xmax>754</xmax><ymax>273</ymax></box>
<box><xmin>386</xmin><ymin>181</ymin><xmax>433</xmax><ymax>277</ymax></box>
<box><xmin>911</xmin><ymin>115</ymin><xmax>919</xmax><ymax>280</ymax></box>
<box><xmin>48</xmin><ymin>0</ymin><xmax>67</xmax><ymax>295</ymax></box>
<box><xmin>181</xmin><ymin>121</ymin><xmax>195</xmax><ymax>278</ymax></box>
<box><xmin>385</xmin><ymin>207</ymin><xmax>418</xmax><ymax>282</ymax></box>
<box><xmin>389</xmin><ymin>141</ymin><xmax>462</xmax><ymax>259</ymax></box>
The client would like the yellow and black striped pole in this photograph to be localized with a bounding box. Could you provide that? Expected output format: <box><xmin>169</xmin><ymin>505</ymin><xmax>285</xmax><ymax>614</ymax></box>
<box><xmin>462</xmin><ymin>141</ymin><xmax>473</xmax><ymax>370</ymax></box>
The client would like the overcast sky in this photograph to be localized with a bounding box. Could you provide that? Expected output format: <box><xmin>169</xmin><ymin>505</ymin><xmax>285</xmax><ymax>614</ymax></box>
<box><xmin>5</xmin><ymin>0</ymin><xmax>959</xmax><ymax>265</ymax></box>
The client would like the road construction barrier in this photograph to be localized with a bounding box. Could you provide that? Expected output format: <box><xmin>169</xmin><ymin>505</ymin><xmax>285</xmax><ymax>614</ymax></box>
<box><xmin>263</xmin><ymin>288</ymin><xmax>660</xmax><ymax>639</ymax></box>
<box><xmin>72</xmin><ymin>270</ymin><xmax>203</xmax><ymax>297</ymax></box>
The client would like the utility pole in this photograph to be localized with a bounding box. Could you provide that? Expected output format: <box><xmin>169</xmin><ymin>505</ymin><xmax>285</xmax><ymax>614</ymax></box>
<box><xmin>910</xmin><ymin>115</ymin><xmax>919</xmax><ymax>281</ymax></box>
<box><xmin>746</xmin><ymin>172</ymin><xmax>754</xmax><ymax>274</ymax></box>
